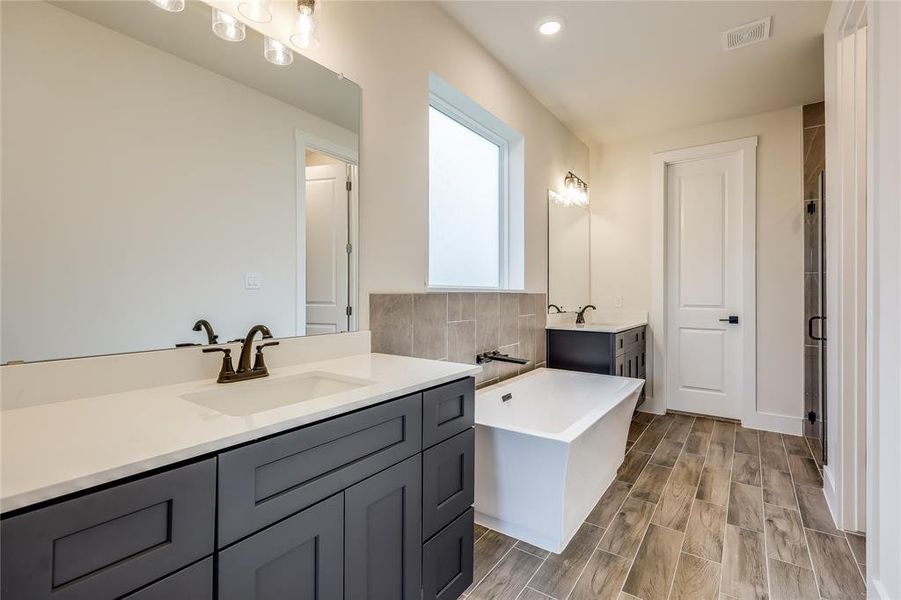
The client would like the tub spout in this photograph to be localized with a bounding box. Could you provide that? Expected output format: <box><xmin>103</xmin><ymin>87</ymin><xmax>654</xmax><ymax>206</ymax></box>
<box><xmin>477</xmin><ymin>351</ymin><xmax>529</xmax><ymax>365</ymax></box>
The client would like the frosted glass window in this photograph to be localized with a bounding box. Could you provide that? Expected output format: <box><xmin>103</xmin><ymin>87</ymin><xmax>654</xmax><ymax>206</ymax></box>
<box><xmin>428</xmin><ymin>106</ymin><xmax>501</xmax><ymax>288</ymax></box>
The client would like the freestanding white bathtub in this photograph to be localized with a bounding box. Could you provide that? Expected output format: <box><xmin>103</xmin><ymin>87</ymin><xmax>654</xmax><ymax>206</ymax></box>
<box><xmin>474</xmin><ymin>368</ymin><xmax>644</xmax><ymax>553</ymax></box>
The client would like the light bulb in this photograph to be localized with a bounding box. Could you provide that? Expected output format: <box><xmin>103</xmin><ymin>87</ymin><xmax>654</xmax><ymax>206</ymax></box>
<box><xmin>238</xmin><ymin>0</ymin><xmax>273</xmax><ymax>23</ymax></box>
<box><xmin>264</xmin><ymin>37</ymin><xmax>294</xmax><ymax>66</ymax></box>
<box><xmin>149</xmin><ymin>0</ymin><xmax>184</xmax><ymax>12</ymax></box>
<box><xmin>212</xmin><ymin>8</ymin><xmax>245</xmax><ymax>42</ymax></box>
<box><xmin>290</xmin><ymin>1</ymin><xmax>318</xmax><ymax>50</ymax></box>
<box><xmin>538</xmin><ymin>20</ymin><xmax>562</xmax><ymax>35</ymax></box>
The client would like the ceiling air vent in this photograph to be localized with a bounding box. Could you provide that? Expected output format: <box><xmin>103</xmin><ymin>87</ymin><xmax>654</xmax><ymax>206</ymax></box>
<box><xmin>722</xmin><ymin>17</ymin><xmax>772</xmax><ymax>51</ymax></box>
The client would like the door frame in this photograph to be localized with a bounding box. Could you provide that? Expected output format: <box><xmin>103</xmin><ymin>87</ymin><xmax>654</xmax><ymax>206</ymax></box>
<box><xmin>295</xmin><ymin>130</ymin><xmax>360</xmax><ymax>336</ymax></box>
<box><xmin>649</xmin><ymin>137</ymin><xmax>759</xmax><ymax>426</ymax></box>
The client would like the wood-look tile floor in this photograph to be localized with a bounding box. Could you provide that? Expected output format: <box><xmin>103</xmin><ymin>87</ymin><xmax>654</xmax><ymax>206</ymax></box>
<box><xmin>464</xmin><ymin>412</ymin><xmax>867</xmax><ymax>600</ymax></box>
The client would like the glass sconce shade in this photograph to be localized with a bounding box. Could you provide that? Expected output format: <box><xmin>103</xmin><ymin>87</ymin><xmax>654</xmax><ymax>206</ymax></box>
<box><xmin>238</xmin><ymin>0</ymin><xmax>273</xmax><ymax>24</ymax></box>
<box><xmin>149</xmin><ymin>0</ymin><xmax>185</xmax><ymax>12</ymax></box>
<box><xmin>212</xmin><ymin>8</ymin><xmax>246</xmax><ymax>42</ymax></box>
<box><xmin>264</xmin><ymin>37</ymin><xmax>294</xmax><ymax>66</ymax></box>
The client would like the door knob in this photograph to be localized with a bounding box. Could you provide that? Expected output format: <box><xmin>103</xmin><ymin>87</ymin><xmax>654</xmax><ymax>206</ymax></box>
<box><xmin>719</xmin><ymin>316</ymin><xmax>739</xmax><ymax>324</ymax></box>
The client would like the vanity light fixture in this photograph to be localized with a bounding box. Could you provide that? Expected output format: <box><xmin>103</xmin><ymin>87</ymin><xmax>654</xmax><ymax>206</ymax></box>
<box><xmin>148</xmin><ymin>0</ymin><xmax>184</xmax><ymax>12</ymax></box>
<box><xmin>537</xmin><ymin>17</ymin><xmax>564</xmax><ymax>36</ymax></box>
<box><xmin>212</xmin><ymin>7</ymin><xmax>246</xmax><ymax>42</ymax></box>
<box><xmin>264</xmin><ymin>37</ymin><xmax>294</xmax><ymax>66</ymax></box>
<box><xmin>553</xmin><ymin>171</ymin><xmax>588</xmax><ymax>207</ymax></box>
<box><xmin>290</xmin><ymin>0</ymin><xmax>319</xmax><ymax>50</ymax></box>
<box><xmin>237</xmin><ymin>0</ymin><xmax>273</xmax><ymax>24</ymax></box>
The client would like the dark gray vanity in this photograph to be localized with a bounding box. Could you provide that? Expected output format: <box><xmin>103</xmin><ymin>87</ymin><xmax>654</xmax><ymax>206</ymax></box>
<box><xmin>547</xmin><ymin>326</ymin><xmax>647</xmax><ymax>385</ymax></box>
<box><xmin>0</xmin><ymin>377</ymin><xmax>476</xmax><ymax>600</ymax></box>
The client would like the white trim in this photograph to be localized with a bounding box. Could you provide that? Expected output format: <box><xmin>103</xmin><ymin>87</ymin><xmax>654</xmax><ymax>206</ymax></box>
<box><xmin>864</xmin><ymin>1</ymin><xmax>901</xmax><ymax>597</ymax></box>
<box><xmin>650</xmin><ymin>137</ymin><xmax>761</xmax><ymax>429</ymax></box>
<box><xmin>294</xmin><ymin>129</ymin><xmax>360</xmax><ymax>337</ymax></box>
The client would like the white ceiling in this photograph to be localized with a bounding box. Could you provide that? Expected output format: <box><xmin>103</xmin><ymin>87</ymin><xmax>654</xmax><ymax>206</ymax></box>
<box><xmin>439</xmin><ymin>1</ymin><xmax>830</xmax><ymax>145</ymax></box>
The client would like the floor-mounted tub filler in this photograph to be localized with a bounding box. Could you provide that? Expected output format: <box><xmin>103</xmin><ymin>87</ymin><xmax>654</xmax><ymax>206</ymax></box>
<box><xmin>475</xmin><ymin>368</ymin><xmax>644</xmax><ymax>553</ymax></box>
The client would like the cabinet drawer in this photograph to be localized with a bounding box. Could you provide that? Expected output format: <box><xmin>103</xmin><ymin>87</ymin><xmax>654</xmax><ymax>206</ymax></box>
<box><xmin>423</xmin><ymin>428</ymin><xmax>474</xmax><ymax>540</ymax></box>
<box><xmin>0</xmin><ymin>459</ymin><xmax>215</xmax><ymax>600</ymax></box>
<box><xmin>422</xmin><ymin>378</ymin><xmax>474</xmax><ymax>449</ymax></box>
<box><xmin>614</xmin><ymin>328</ymin><xmax>642</xmax><ymax>356</ymax></box>
<box><xmin>123</xmin><ymin>558</ymin><xmax>212</xmax><ymax>600</ymax></box>
<box><xmin>218</xmin><ymin>393</ymin><xmax>422</xmax><ymax>546</ymax></box>
<box><xmin>219</xmin><ymin>494</ymin><xmax>344</xmax><ymax>600</ymax></box>
<box><xmin>422</xmin><ymin>508</ymin><xmax>474</xmax><ymax>600</ymax></box>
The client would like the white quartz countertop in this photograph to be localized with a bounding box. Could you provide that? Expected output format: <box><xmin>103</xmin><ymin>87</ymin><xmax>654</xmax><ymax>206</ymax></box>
<box><xmin>0</xmin><ymin>353</ymin><xmax>481</xmax><ymax>513</ymax></box>
<box><xmin>546</xmin><ymin>320</ymin><xmax>648</xmax><ymax>334</ymax></box>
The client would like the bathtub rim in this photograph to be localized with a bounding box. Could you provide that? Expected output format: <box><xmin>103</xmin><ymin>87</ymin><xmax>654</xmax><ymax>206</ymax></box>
<box><xmin>475</xmin><ymin>367</ymin><xmax>644</xmax><ymax>444</ymax></box>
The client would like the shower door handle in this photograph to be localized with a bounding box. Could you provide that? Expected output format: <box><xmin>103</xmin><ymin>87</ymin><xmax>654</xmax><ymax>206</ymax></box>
<box><xmin>808</xmin><ymin>316</ymin><xmax>826</xmax><ymax>341</ymax></box>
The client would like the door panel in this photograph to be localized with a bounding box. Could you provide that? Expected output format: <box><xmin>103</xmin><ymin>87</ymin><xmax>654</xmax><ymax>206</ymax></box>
<box><xmin>305</xmin><ymin>163</ymin><xmax>349</xmax><ymax>336</ymax></box>
<box><xmin>345</xmin><ymin>455</ymin><xmax>422</xmax><ymax>600</ymax></box>
<box><xmin>666</xmin><ymin>153</ymin><xmax>743</xmax><ymax>418</ymax></box>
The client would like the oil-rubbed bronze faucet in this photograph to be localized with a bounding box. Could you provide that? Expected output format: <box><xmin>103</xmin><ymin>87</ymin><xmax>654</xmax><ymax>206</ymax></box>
<box><xmin>192</xmin><ymin>319</ymin><xmax>219</xmax><ymax>344</ymax></box>
<box><xmin>575</xmin><ymin>305</ymin><xmax>596</xmax><ymax>325</ymax></box>
<box><xmin>202</xmin><ymin>324</ymin><xmax>279</xmax><ymax>383</ymax></box>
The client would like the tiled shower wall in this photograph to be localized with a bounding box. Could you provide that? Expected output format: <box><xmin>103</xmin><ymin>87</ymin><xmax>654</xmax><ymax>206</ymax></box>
<box><xmin>369</xmin><ymin>293</ymin><xmax>547</xmax><ymax>387</ymax></box>
<box><xmin>803</xmin><ymin>101</ymin><xmax>825</xmax><ymax>439</ymax></box>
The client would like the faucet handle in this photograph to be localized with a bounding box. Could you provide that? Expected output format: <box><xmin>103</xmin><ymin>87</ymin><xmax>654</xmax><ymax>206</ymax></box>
<box><xmin>253</xmin><ymin>341</ymin><xmax>279</xmax><ymax>372</ymax></box>
<box><xmin>203</xmin><ymin>347</ymin><xmax>236</xmax><ymax>382</ymax></box>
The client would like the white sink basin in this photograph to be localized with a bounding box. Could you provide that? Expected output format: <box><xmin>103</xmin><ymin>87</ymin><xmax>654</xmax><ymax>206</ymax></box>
<box><xmin>182</xmin><ymin>371</ymin><xmax>375</xmax><ymax>416</ymax></box>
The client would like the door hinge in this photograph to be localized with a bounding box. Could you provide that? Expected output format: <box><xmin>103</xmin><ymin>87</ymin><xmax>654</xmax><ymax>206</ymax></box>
<box><xmin>807</xmin><ymin>411</ymin><xmax>817</xmax><ymax>424</ymax></box>
<box><xmin>346</xmin><ymin>180</ymin><xmax>352</xmax><ymax>192</ymax></box>
<box><xmin>346</xmin><ymin>242</ymin><xmax>352</xmax><ymax>254</ymax></box>
<box><xmin>806</xmin><ymin>200</ymin><xmax>817</xmax><ymax>214</ymax></box>
<box><xmin>346</xmin><ymin>306</ymin><xmax>353</xmax><ymax>316</ymax></box>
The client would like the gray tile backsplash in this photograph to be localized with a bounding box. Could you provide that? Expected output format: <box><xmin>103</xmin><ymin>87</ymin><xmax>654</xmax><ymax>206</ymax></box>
<box><xmin>369</xmin><ymin>292</ymin><xmax>547</xmax><ymax>388</ymax></box>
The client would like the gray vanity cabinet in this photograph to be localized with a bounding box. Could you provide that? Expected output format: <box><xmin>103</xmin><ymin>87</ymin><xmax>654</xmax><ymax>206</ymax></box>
<box><xmin>547</xmin><ymin>326</ymin><xmax>647</xmax><ymax>400</ymax></box>
<box><xmin>345</xmin><ymin>455</ymin><xmax>423</xmax><ymax>600</ymax></box>
<box><xmin>218</xmin><ymin>494</ymin><xmax>344</xmax><ymax>600</ymax></box>
<box><xmin>1</xmin><ymin>377</ymin><xmax>475</xmax><ymax>600</ymax></box>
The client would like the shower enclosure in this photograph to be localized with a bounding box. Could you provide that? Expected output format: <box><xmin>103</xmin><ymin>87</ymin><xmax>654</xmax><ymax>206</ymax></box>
<box><xmin>805</xmin><ymin>172</ymin><xmax>827</xmax><ymax>464</ymax></box>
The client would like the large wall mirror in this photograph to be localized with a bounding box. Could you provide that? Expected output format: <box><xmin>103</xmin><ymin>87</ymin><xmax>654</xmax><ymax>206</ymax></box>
<box><xmin>1</xmin><ymin>0</ymin><xmax>361</xmax><ymax>363</ymax></box>
<box><xmin>547</xmin><ymin>192</ymin><xmax>590</xmax><ymax>312</ymax></box>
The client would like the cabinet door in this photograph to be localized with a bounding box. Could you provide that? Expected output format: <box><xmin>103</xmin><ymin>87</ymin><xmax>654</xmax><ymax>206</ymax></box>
<box><xmin>218</xmin><ymin>494</ymin><xmax>343</xmax><ymax>600</ymax></box>
<box><xmin>345</xmin><ymin>455</ymin><xmax>422</xmax><ymax>600</ymax></box>
<box><xmin>422</xmin><ymin>508</ymin><xmax>474</xmax><ymax>600</ymax></box>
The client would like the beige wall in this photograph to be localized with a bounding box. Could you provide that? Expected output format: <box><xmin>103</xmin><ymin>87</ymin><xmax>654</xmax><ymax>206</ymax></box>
<box><xmin>292</xmin><ymin>2</ymin><xmax>590</xmax><ymax>326</ymax></box>
<box><xmin>589</xmin><ymin>107</ymin><xmax>804</xmax><ymax>421</ymax></box>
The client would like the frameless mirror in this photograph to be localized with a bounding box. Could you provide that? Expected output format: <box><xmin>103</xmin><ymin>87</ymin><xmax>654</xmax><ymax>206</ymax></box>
<box><xmin>1</xmin><ymin>0</ymin><xmax>360</xmax><ymax>363</ymax></box>
<box><xmin>547</xmin><ymin>192</ymin><xmax>590</xmax><ymax>312</ymax></box>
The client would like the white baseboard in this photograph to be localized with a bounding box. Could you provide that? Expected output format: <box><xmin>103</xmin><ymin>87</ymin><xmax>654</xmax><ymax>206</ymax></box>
<box><xmin>822</xmin><ymin>465</ymin><xmax>841</xmax><ymax>530</ymax></box>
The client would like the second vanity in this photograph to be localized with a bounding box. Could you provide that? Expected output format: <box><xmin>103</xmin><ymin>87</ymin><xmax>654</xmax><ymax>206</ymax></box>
<box><xmin>0</xmin><ymin>353</ymin><xmax>479</xmax><ymax>600</ymax></box>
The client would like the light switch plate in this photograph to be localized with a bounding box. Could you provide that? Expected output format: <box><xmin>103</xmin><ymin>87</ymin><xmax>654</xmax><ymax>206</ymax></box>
<box><xmin>244</xmin><ymin>272</ymin><xmax>262</xmax><ymax>289</ymax></box>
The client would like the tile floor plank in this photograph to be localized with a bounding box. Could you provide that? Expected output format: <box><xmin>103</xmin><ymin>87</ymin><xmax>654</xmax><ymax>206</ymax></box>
<box><xmin>651</xmin><ymin>453</ymin><xmax>704</xmax><ymax>532</ymax></box>
<box><xmin>734</xmin><ymin>428</ymin><xmax>760</xmax><ymax>456</ymax></box>
<box><xmin>788</xmin><ymin>454</ymin><xmax>823</xmax><ymax>487</ymax></box>
<box><xmin>468</xmin><ymin>548</ymin><xmax>542</xmax><ymax>600</ymax></box>
<box><xmin>683</xmin><ymin>500</ymin><xmax>727</xmax><ymax>563</ymax></box>
<box><xmin>732</xmin><ymin>453</ymin><xmax>762</xmax><ymax>486</ymax></box>
<box><xmin>515</xmin><ymin>539</ymin><xmax>550</xmax><ymax>559</ymax></box>
<box><xmin>782</xmin><ymin>434</ymin><xmax>813</xmax><ymax>458</ymax></box>
<box><xmin>685</xmin><ymin>431</ymin><xmax>712</xmax><ymax>455</ymax></box>
<box><xmin>629</xmin><ymin>462</ymin><xmax>672</xmax><ymax>504</ymax></box>
<box><xmin>465</xmin><ymin>529</ymin><xmax>518</xmax><ymax>594</ymax></box>
<box><xmin>568</xmin><ymin>549</ymin><xmax>631</xmax><ymax>600</ymax></box>
<box><xmin>670</xmin><ymin>553</ymin><xmax>721</xmax><ymax>600</ymax></box>
<box><xmin>633</xmin><ymin>425</ymin><xmax>670</xmax><ymax>454</ymax></box>
<box><xmin>650</xmin><ymin>439</ymin><xmax>685</xmax><ymax>468</ymax></box>
<box><xmin>474</xmin><ymin>523</ymin><xmax>489</xmax><ymax>541</ymax></box>
<box><xmin>598</xmin><ymin>497</ymin><xmax>656</xmax><ymax>559</ymax></box>
<box><xmin>768</xmin><ymin>558</ymin><xmax>819</xmax><ymax>600</ymax></box>
<box><xmin>697</xmin><ymin>467</ymin><xmax>731</xmax><ymax>506</ymax></box>
<box><xmin>617</xmin><ymin>451</ymin><xmax>653</xmax><ymax>484</ymax></box>
<box><xmin>845</xmin><ymin>532</ymin><xmax>866</xmax><ymax>566</ymax></box>
<box><xmin>721</xmin><ymin>525</ymin><xmax>768</xmax><ymax>600</ymax></box>
<box><xmin>529</xmin><ymin>522</ymin><xmax>605</xmax><ymax>599</ymax></box>
<box><xmin>628</xmin><ymin>420</ymin><xmax>649</xmax><ymax>443</ymax></box>
<box><xmin>764</xmin><ymin>504</ymin><xmax>811</xmax><ymax>569</ymax></box>
<box><xmin>806</xmin><ymin>529</ymin><xmax>867</xmax><ymax>599</ymax></box>
<box><xmin>759</xmin><ymin>431</ymin><xmax>791</xmax><ymax>472</ymax></box>
<box><xmin>621</xmin><ymin>524</ymin><xmax>683</xmax><ymax>600</ymax></box>
<box><xmin>706</xmin><ymin>422</ymin><xmax>736</xmax><ymax>470</ymax></box>
<box><xmin>762</xmin><ymin>469</ymin><xmax>797</xmax><ymax>509</ymax></box>
<box><xmin>727</xmin><ymin>482</ymin><xmax>764</xmax><ymax>532</ymax></box>
<box><xmin>692</xmin><ymin>417</ymin><xmax>716</xmax><ymax>434</ymax></box>
<box><xmin>516</xmin><ymin>588</ymin><xmax>553</xmax><ymax>600</ymax></box>
<box><xmin>795</xmin><ymin>484</ymin><xmax>842</xmax><ymax>535</ymax></box>
<box><xmin>664</xmin><ymin>415</ymin><xmax>695</xmax><ymax>443</ymax></box>
<box><xmin>586</xmin><ymin>480</ymin><xmax>632</xmax><ymax>529</ymax></box>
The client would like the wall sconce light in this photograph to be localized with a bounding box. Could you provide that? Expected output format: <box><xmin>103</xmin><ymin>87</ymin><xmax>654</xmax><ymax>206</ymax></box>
<box><xmin>291</xmin><ymin>0</ymin><xmax>319</xmax><ymax>50</ymax></box>
<box><xmin>238</xmin><ymin>0</ymin><xmax>273</xmax><ymax>24</ymax></box>
<box><xmin>551</xmin><ymin>172</ymin><xmax>589</xmax><ymax>207</ymax></box>
<box><xmin>148</xmin><ymin>0</ymin><xmax>184</xmax><ymax>12</ymax></box>
<box><xmin>264</xmin><ymin>37</ymin><xmax>294</xmax><ymax>66</ymax></box>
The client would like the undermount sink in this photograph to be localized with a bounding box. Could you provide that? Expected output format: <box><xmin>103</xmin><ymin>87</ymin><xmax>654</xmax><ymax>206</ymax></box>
<box><xmin>182</xmin><ymin>371</ymin><xmax>375</xmax><ymax>416</ymax></box>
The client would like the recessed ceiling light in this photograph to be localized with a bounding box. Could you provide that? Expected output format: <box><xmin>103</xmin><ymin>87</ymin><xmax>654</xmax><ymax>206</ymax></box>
<box><xmin>537</xmin><ymin>18</ymin><xmax>563</xmax><ymax>36</ymax></box>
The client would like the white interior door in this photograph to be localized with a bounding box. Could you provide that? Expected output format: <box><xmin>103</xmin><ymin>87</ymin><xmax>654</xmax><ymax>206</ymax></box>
<box><xmin>665</xmin><ymin>153</ymin><xmax>744</xmax><ymax>419</ymax></box>
<box><xmin>304</xmin><ymin>163</ymin><xmax>348</xmax><ymax>336</ymax></box>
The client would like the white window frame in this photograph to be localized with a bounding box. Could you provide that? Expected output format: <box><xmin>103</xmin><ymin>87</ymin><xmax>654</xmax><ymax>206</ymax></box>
<box><xmin>427</xmin><ymin>73</ymin><xmax>524</xmax><ymax>291</ymax></box>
